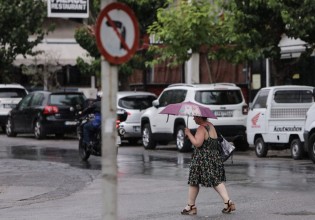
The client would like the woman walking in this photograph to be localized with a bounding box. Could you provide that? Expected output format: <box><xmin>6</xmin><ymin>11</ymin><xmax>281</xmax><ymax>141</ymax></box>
<box><xmin>181</xmin><ymin>116</ymin><xmax>235</xmax><ymax>215</ymax></box>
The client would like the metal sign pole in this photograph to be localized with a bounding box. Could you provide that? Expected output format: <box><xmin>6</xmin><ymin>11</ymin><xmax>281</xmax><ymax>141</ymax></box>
<box><xmin>101</xmin><ymin>1</ymin><xmax>117</xmax><ymax>220</ymax></box>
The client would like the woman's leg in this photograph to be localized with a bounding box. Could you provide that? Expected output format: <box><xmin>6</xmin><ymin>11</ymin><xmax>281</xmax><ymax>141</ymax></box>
<box><xmin>182</xmin><ymin>185</ymin><xmax>199</xmax><ymax>214</ymax></box>
<box><xmin>187</xmin><ymin>185</ymin><xmax>199</xmax><ymax>205</ymax></box>
<box><xmin>214</xmin><ymin>183</ymin><xmax>236</xmax><ymax>212</ymax></box>
<box><xmin>214</xmin><ymin>183</ymin><xmax>229</xmax><ymax>204</ymax></box>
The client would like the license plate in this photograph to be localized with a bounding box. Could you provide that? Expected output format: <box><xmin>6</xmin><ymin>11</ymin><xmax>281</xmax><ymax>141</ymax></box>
<box><xmin>214</xmin><ymin>110</ymin><xmax>233</xmax><ymax>117</ymax></box>
<box><xmin>65</xmin><ymin>121</ymin><xmax>77</xmax><ymax>125</ymax></box>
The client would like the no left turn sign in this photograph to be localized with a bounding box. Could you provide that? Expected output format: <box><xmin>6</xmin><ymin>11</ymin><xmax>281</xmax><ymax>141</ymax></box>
<box><xmin>95</xmin><ymin>3</ymin><xmax>139</xmax><ymax>65</ymax></box>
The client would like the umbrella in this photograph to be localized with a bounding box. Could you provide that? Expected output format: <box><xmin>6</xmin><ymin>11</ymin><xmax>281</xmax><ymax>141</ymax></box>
<box><xmin>159</xmin><ymin>101</ymin><xmax>217</xmax><ymax>126</ymax></box>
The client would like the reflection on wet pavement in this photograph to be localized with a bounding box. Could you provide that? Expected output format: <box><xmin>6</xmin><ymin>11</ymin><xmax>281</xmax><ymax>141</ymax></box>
<box><xmin>1</xmin><ymin>145</ymin><xmax>101</xmax><ymax>170</ymax></box>
<box><xmin>1</xmin><ymin>145</ymin><xmax>315</xmax><ymax>191</ymax></box>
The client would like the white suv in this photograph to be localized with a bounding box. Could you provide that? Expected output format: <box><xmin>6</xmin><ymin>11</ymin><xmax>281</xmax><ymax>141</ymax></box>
<box><xmin>117</xmin><ymin>91</ymin><xmax>157</xmax><ymax>145</ymax></box>
<box><xmin>140</xmin><ymin>83</ymin><xmax>248</xmax><ymax>152</ymax></box>
<box><xmin>0</xmin><ymin>84</ymin><xmax>28</xmax><ymax>131</ymax></box>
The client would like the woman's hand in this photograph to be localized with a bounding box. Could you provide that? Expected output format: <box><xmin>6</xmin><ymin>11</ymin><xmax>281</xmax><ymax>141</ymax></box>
<box><xmin>184</xmin><ymin>128</ymin><xmax>191</xmax><ymax>136</ymax></box>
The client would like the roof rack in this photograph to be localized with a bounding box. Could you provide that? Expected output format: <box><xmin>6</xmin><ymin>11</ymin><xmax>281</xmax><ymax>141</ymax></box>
<box><xmin>167</xmin><ymin>83</ymin><xmax>195</xmax><ymax>88</ymax></box>
<box><xmin>214</xmin><ymin>82</ymin><xmax>237</xmax><ymax>87</ymax></box>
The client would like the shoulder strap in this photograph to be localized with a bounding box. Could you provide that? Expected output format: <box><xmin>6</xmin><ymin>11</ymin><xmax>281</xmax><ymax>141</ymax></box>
<box><xmin>203</xmin><ymin>125</ymin><xmax>210</xmax><ymax>133</ymax></box>
<box><xmin>202</xmin><ymin>125</ymin><xmax>210</xmax><ymax>135</ymax></box>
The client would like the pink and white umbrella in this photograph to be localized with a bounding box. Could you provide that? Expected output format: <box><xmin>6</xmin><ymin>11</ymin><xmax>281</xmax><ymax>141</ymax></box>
<box><xmin>159</xmin><ymin>101</ymin><xmax>217</xmax><ymax>126</ymax></box>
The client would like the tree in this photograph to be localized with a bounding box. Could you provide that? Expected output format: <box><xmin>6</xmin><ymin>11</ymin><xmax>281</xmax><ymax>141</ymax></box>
<box><xmin>0</xmin><ymin>0</ymin><xmax>47</xmax><ymax>83</ymax></box>
<box><xmin>222</xmin><ymin>0</ymin><xmax>285</xmax><ymax>63</ymax></box>
<box><xmin>222</xmin><ymin>0</ymin><xmax>315</xmax><ymax>85</ymax></box>
<box><xmin>148</xmin><ymin>0</ymin><xmax>226</xmax><ymax>65</ymax></box>
<box><xmin>74</xmin><ymin>0</ymin><xmax>168</xmax><ymax>90</ymax></box>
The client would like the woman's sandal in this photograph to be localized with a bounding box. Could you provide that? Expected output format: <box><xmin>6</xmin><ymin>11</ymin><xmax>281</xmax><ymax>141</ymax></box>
<box><xmin>181</xmin><ymin>204</ymin><xmax>197</xmax><ymax>215</ymax></box>
<box><xmin>222</xmin><ymin>200</ymin><xmax>236</xmax><ymax>214</ymax></box>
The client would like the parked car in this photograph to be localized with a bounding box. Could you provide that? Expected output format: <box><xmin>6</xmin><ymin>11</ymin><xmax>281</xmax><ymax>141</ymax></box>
<box><xmin>247</xmin><ymin>85</ymin><xmax>314</xmax><ymax>159</ymax></box>
<box><xmin>6</xmin><ymin>91</ymin><xmax>86</xmax><ymax>139</ymax></box>
<box><xmin>0</xmin><ymin>84</ymin><xmax>28</xmax><ymax>132</ymax></box>
<box><xmin>117</xmin><ymin>91</ymin><xmax>157</xmax><ymax>145</ymax></box>
<box><xmin>140</xmin><ymin>83</ymin><xmax>248</xmax><ymax>152</ymax></box>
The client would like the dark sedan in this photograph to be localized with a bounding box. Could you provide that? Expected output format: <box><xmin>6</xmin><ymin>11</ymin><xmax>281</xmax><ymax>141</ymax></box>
<box><xmin>6</xmin><ymin>91</ymin><xmax>86</xmax><ymax>139</ymax></box>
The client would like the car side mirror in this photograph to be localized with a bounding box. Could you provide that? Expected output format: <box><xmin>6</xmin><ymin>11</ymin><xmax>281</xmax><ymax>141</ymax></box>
<box><xmin>152</xmin><ymin>100</ymin><xmax>159</xmax><ymax>108</ymax></box>
<box><xmin>249</xmin><ymin>102</ymin><xmax>253</xmax><ymax>110</ymax></box>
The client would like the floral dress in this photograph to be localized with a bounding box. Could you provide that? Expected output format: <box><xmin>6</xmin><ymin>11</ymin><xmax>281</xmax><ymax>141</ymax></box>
<box><xmin>188</xmin><ymin>125</ymin><xmax>226</xmax><ymax>187</ymax></box>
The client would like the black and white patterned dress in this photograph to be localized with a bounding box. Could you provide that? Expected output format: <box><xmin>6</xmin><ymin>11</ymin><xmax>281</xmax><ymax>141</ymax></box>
<box><xmin>188</xmin><ymin>125</ymin><xmax>226</xmax><ymax>187</ymax></box>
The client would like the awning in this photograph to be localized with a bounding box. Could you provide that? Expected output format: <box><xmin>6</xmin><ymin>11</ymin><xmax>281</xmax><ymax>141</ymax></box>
<box><xmin>278</xmin><ymin>35</ymin><xmax>308</xmax><ymax>58</ymax></box>
<box><xmin>14</xmin><ymin>39</ymin><xmax>93</xmax><ymax>66</ymax></box>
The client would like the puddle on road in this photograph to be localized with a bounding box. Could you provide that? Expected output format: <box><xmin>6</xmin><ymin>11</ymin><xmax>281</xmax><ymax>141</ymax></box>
<box><xmin>2</xmin><ymin>145</ymin><xmax>315</xmax><ymax>191</ymax></box>
<box><xmin>2</xmin><ymin>145</ymin><xmax>101</xmax><ymax>170</ymax></box>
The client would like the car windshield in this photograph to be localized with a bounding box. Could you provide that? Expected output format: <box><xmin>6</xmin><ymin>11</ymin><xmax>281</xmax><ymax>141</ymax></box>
<box><xmin>0</xmin><ymin>88</ymin><xmax>27</xmax><ymax>98</ymax></box>
<box><xmin>118</xmin><ymin>95</ymin><xmax>156</xmax><ymax>110</ymax></box>
<box><xmin>195</xmin><ymin>90</ymin><xmax>242</xmax><ymax>105</ymax></box>
<box><xmin>49</xmin><ymin>94</ymin><xmax>86</xmax><ymax>106</ymax></box>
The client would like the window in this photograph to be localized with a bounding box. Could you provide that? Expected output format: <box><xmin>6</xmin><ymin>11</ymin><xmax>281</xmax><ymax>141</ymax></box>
<box><xmin>30</xmin><ymin>93</ymin><xmax>44</xmax><ymax>106</ymax></box>
<box><xmin>18</xmin><ymin>94</ymin><xmax>33</xmax><ymax>110</ymax></box>
<box><xmin>171</xmin><ymin>90</ymin><xmax>186</xmax><ymax>104</ymax></box>
<box><xmin>274</xmin><ymin>90</ymin><xmax>313</xmax><ymax>103</ymax></box>
<box><xmin>252</xmin><ymin>89</ymin><xmax>269</xmax><ymax>109</ymax></box>
<box><xmin>118</xmin><ymin>95</ymin><xmax>156</xmax><ymax>110</ymax></box>
<box><xmin>195</xmin><ymin>90</ymin><xmax>242</xmax><ymax>105</ymax></box>
<box><xmin>0</xmin><ymin>88</ymin><xmax>27</xmax><ymax>98</ymax></box>
<box><xmin>50</xmin><ymin>94</ymin><xmax>86</xmax><ymax>106</ymax></box>
<box><xmin>159</xmin><ymin>89</ymin><xmax>187</xmax><ymax>107</ymax></box>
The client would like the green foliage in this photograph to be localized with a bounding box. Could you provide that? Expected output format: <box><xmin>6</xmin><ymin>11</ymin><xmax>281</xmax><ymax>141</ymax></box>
<box><xmin>221</xmin><ymin>0</ymin><xmax>285</xmax><ymax>63</ymax></box>
<box><xmin>120</xmin><ymin>0</ymin><xmax>169</xmax><ymax>36</ymax></box>
<box><xmin>148</xmin><ymin>0</ymin><xmax>227</xmax><ymax>65</ymax></box>
<box><xmin>0</xmin><ymin>0</ymin><xmax>47</xmax><ymax>75</ymax></box>
<box><xmin>76</xmin><ymin>57</ymin><xmax>100</xmax><ymax>77</ymax></box>
<box><xmin>75</xmin><ymin>26</ymin><xmax>100</xmax><ymax>58</ymax></box>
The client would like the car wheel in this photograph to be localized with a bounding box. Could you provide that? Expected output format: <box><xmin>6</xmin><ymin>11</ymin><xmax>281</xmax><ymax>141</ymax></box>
<box><xmin>34</xmin><ymin>120</ymin><xmax>46</xmax><ymax>140</ymax></box>
<box><xmin>142</xmin><ymin>123</ymin><xmax>156</xmax><ymax>149</ymax></box>
<box><xmin>308</xmin><ymin>133</ymin><xmax>315</xmax><ymax>163</ymax></box>
<box><xmin>176</xmin><ymin>125</ymin><xmax>192</xmax><ymax>152</ymax></box>
<box><xmin>6</xmin><ymin>117</ymin><xmax>17</xmax><ymax>137</ymax></box>
<box><xmin>255</xmin><ymin>137</ymin><xmax>268</xmax><ymax>157</ymax></box>
<box><xmin>78</xmin><ymin>138</ymin><xmax>91</xmax><ymax>161</ymax></box>
<box><xmin>290</xmin><ymin>138</ymin><xmax>304</xmax><ymax>160</ymax></box>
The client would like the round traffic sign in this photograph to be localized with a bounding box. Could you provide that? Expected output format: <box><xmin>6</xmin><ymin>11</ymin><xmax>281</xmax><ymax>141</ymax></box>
<box><xmin>95</xmin><ymin>2</ymin><xmax>139</xmax><ymax>65</ymax></box>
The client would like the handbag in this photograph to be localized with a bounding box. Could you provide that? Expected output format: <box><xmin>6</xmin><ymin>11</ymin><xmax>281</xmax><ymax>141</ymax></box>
<box><xmin>218</xmin><ymin>134</ymin><xmax>235</xmax><ymax>162</ymax></box>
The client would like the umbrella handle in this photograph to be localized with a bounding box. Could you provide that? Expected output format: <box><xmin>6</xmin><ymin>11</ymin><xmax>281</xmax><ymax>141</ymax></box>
<box><xmin>187</xmin><ymin>116</ymin><xmax>189</xmax><ymax>127</ymax></box>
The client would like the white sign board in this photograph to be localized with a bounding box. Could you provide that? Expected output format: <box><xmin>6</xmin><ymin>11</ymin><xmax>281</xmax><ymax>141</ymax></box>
<box><xmin>47</xmin><ymin>0</ymin><xmax>89</xmax><ymax>18</ymax></box>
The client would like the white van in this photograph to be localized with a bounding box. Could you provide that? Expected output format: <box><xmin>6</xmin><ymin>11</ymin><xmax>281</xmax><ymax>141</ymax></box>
<box><xmin>246</xmin><ymin>85</ymin><xmax>314</xmax><ymax>159</ymax></box>
<box><xmin>303</xmin><ymin>102</ymin><xmax>315</xmax><ymax>163</ymax></box>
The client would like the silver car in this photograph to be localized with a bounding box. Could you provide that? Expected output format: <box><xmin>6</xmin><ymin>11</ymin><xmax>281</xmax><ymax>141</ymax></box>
<box><xmin>117</xmin><ymin>91</ymin><xmax>157</xmax><ymax>145</ymax></box>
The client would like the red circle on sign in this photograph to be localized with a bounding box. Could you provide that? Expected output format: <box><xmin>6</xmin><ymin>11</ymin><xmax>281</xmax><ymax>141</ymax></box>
<box><xmin>95</xmin><ymin>2</ymin><xmax>139</xmax><ymax>65</ymax></box>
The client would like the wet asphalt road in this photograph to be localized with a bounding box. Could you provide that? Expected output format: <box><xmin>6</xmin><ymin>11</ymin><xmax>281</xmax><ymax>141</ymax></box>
<box><xmin>0</xmin><ymin>134</ymin><xmax>315</xmax><ymax>219</ymax></box>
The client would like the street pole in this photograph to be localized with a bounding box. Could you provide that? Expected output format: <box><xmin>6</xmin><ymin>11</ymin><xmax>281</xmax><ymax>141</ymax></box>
<box><xmin>266</xmin><ymin>58</ymin><xmax>270</xmax><ymax>87</ymax></box>
<box><xmin>100</xmin><ymin>1</ymin><xmax>117</xmax><ymax>220</ymax></box>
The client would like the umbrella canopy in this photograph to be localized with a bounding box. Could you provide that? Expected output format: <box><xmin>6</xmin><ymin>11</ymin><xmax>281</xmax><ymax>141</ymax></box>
<box><xmin>159</xmin><ymin>101</ymin><xmax>217</xmax><ymax>126</ymax></box>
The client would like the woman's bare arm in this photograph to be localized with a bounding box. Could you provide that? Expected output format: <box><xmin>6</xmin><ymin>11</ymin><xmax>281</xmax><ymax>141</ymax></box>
<box><xmin>185</xmin><ymin>126</ymin><xmax>205</xmax><ymax>147</ymax></box>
